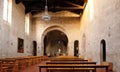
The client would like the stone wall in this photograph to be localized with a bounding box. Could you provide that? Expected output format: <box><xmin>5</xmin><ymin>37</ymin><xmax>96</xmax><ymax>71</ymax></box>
<box><xmin>0</xmin><ymin>1</ymin><xmax>81</xmax><ymax>57</ymax></box>
<box><xmin>0</xmin><ymin>0</ymin><xmax>3</xmax><ymax>57</ymax></box>
<box><xmin>0</xmin><ymin>0</ymin><xmax>33</xmax><ymax>57</ymax></box>
<box><xmin>0</xmin><ymin>0</ymin><xmax>120</xmax><ymax>71</ymax></box>
<box><xmin>79</xmin><ymin>0</ymin><xmax>120</xmax><ymax>72</ymax></box>
<box><xmin>32</xmin><ymin>11</ymin><xmax>81</xmax><ymax>56</ymax></box>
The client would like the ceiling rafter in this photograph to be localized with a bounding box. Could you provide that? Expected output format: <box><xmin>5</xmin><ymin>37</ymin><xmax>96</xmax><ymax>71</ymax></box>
<box><xmin>15</xmin><ymin>0</ymin><xmax>87</xmax><ymax>15</ymax></box>
<box><xmin>65</xmin><ymin>1</ymin><xmax>84</xmax><ymax>8</ymax></box>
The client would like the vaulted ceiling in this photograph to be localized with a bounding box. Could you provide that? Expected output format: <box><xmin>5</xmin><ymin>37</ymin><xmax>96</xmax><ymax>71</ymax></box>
<box><xmin>16</xmin><ymin>0</ymin><xmax>87</xmax><ymax>15</ymax></box>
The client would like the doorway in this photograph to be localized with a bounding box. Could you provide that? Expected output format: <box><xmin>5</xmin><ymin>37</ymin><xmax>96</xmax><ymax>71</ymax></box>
<box><xmin>100</xmin><ymin>39</ymin><xmax>106</xmax><ymax>62</ymax></box>
<box><xmin>74</xmin><ymin>40</ymin><xmax>79</xmax><ymax>57</ymax></box>
<box><xmin>33</xmin><ymin>41</ymin><xmax>37</xmax><ymax>56</ymax></box>
<box><xmin>44</xmin><ymin>30</ymin><xmax>68</xmax><ymax>57</ymax></box>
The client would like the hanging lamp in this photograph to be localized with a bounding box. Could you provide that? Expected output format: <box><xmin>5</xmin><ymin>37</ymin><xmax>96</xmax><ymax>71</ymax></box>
<box><xmin>42</xmin><ymin>0</ymin><xmax>51</xmax><ymax>21</ymax></box>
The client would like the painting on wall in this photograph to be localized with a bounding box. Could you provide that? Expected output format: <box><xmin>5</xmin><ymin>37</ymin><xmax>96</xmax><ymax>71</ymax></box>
<box><xmin>18</xmin><ymin>38</ymin><xmax>24</xmax><ymax>53</ymax></box>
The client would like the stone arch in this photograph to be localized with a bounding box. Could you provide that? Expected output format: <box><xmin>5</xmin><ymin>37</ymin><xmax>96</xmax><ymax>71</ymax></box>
<box><xmin>41</xmin><ymin>25</ymin><xmax>68</xmax><ymax>56</ymax></box>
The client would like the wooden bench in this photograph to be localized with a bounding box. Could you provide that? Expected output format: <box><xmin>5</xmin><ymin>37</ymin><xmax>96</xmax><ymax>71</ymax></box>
<box><xmin>101</xmin><ymin>62</ymin><xmax>114</xmax><ymax>72</ymax></box>
<box><xmin>50</xmin><ymin>58</ymin><xmax>88</xmax><ymax>61</ymax></box>
<box><xmin>0</xmin><ymin>61</ymin><xmax>2</xmax><ymax>72</ymax></box>
<box><xmin>0</xmin><ymin>56</ymin><xmax>48</xmax><ymax>71</ymax></box>
<box><xmin>46</xmin><ymin>61</ymin><xmax>96</xmax><ymax>64</ymax></box>
<box><xmin>108</xmin><ymin>62</ymin><xmax>113</xmax><ymax>72</ymax></box>
<box><xmin>14</xmin><ymin>57</ymin><xmax>26</xmax><ymax>70</ymax></box>
<box><xmin>0</xmin><ymin>58</ymin><xmax>18</xmax><ymax>72</ymax></box>
<box><xmin>0</xmin><ymin>61</ymin><xmax>8</xmax><ymax>72</ymax></box>
<box><xmin>46</xmin><ymin>61</ymin><xmax>97</xmax><ymax>72</ymax></box>
<box><xmin>39</xmin><ymin>64</ymin><xmax>109</xmax><ymax>72</ymax></box>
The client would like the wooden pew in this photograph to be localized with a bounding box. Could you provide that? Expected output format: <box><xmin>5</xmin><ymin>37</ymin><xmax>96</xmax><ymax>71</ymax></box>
<box><xmin>0</xmin><ymin>56</ymin><xmax>48</xmax><ymax>71</ymax></box>
<box><xmin>0</xmin><ymin>60</ymin><xmax>13</xmax><ymax>72</ymax></box>
<box><xmin>0</xmin><ymin>61</ymin><xmax>2</xmax><ymax>72</ymax></box>
<box><xmin>48</xmin><ymin>56</ymin><xmax>89</xmax><ymax>71</ymax></box>
<box><xmin>14</xmin><ymin>57</ymin><xmax>26</xmax><ymax>70</ymax></box>
<box><xmin>0</xmin><ymin>58</ymin><xmax>18</xmax><ymax>72</ymax></box>
<box><xmin>24</xmin><ymin>57</ymin><xmax>33</xmax><ymax>67</ymax></box>
<box><xmin>39</xmin><ymin>64</ymin><xmax>109</xmax><ymax>72</ymax></box>
<box><xmin>46</xmin><ymin>60</ymin><xmax>96</xmax><ymax>72</ymax></box>
<box><xmin>108</xmin><ymin>62</ymin><xmax>113</xmax><ymax>72</ymax></box>
<box><xmin>43</xmin><ymin>57</ymin><xmax>107</xmax><ymax>72</ymax></box>
<box><xmin>50</xmin><ymin>58</ymin><xmax>88</xmax><ymax>61</ymax></box>
<box><xmin>40</xmin><ymin>56</ymin><xmax>48</xmax><ymax>61</ymax></box>
<box><xmin>46</xmin><ymin>61</ymin><xmax>96</xmax><ymax>64</ymax></box>
<box><xmin>101</xmin><ymin>62</ymin><xmax>114</xmax><ymax>72</ymax></box>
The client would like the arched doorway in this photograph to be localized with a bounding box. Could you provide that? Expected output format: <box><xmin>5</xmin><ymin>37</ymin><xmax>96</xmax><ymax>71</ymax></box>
<box><xmin>33</xmin><ymin>41</ymin><xmax>37</xmax><ymax>56</ymax></box>
<box><xmin>100</xmin><ymin>39</ymin><xmax>106</xmax><ymax>62</ymax></box>
<box><xmin>44</xmin><ymin>30</ymin><xmax>68</xmax><ymax>57</ymax></box>
<box><xmin>74</xmin><ymin>40</ymin><xmax>79</xmax><ymax>57</ymax></box>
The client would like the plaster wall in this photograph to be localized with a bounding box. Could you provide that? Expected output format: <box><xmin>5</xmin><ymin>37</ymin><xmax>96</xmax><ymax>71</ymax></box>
<box><xmin>32</xmin><ymin>12</ymin><xmax>81</xmax><ymax>56</ymax></box>
<box><xmin>0</xmin><ymin>0</ymin><xmax>34</xmax><ymax>57</ymax></box>
<box><xmin>79</xmin><ymin>0</ymin><xmax>120</xmax><ymax>72</ymax></box>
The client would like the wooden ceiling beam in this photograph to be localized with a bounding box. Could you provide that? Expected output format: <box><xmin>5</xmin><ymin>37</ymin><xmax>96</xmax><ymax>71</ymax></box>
<box><xmin>51</xmin><ymin>6</ymin><xmax>84</xmax><ymax>10</ymax></box>
<box><xmin>21</xmin><ymin>0</ymin><xmax>39</xmax><ymax>1</ymax></box>
<box><xmin>28</xmin><ymin>7</ymin><xmax>82</xmax><ymax>14</ymax></box>
<box><xmin>27</xmin><ymin>6</ymin><xmax>83</xmax><ymax>10</ymax></box>
<box><xmin>65</xmin><ymin>1</ymin><xmax>84</xmax><ymax>8</ymax></box>
<box><xmin>19</xmin><ymin>0</ymin><xmax>86</xmax><ymax>14</ymax></box>
<box><xmin>83</xmin><ymin>1</ymin><xmax>88</xmax><ymax>9</ymax></box>
<box><xmin>15</xmin><ymin>0</ymin><xmax>22</xmax><ymax>4</ymax></box>
<box><xmin>16</xmin><ymin>0</ymin><xmax>42</xmax><ymax>4</ymax></box>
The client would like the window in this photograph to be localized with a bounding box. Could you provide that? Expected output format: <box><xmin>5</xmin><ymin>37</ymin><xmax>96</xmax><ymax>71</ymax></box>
<box><xmin>25</xmin><ymin>14</ymin><xmax>30</xmax><ymax>35</ymax></box>
<box><xmin>3</xmin><ymin>0</ymin><xmax>12</xmax><ymax>24</ymax></box>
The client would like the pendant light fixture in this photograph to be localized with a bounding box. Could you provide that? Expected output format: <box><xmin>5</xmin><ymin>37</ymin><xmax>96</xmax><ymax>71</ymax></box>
<box><xmin>42</xmin><ymin>0</ymin><xmax>51</xmax><ymax>21</ymax></box>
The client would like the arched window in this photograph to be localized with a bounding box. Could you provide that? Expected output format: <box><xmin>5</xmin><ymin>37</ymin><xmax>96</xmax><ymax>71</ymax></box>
<box><xmin>100</xmin><ymin>39</ymin><xmax>106</xmax><ymax>62</ymax></box>
<box><xmin>3</xmin><ymin>0</ymin><xmax>12</xmax><ymax>24</ymax></box>
<box><xmin>74</xmin><ymin>40</ymin><xmax>79</xmax><ymax>57</ymax></box>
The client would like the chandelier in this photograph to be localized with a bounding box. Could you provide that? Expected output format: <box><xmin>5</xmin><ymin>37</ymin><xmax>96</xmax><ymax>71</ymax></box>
<box><xmin>42</xmin><ymin>0</ymin><xmax>51</xmax><ymax>21</ymax></box>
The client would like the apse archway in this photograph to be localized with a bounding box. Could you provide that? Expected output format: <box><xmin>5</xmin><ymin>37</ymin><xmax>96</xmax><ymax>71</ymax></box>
<box><xmin>41</xmin><ymin>26</ymin><xmax>68</xmax><ymax>57</ymax></box>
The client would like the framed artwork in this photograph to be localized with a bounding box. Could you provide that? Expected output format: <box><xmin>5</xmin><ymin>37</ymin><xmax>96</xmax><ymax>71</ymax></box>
<box><xmin>17</xmin><ymin>38</ymin><xmax>24</xmax><ymax>53</ymax></box>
